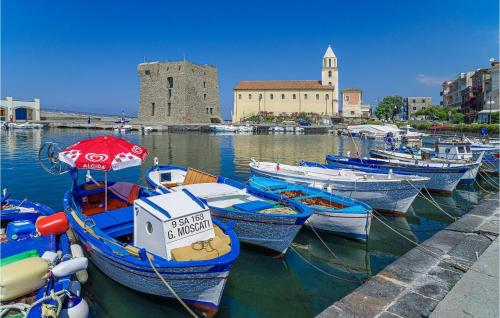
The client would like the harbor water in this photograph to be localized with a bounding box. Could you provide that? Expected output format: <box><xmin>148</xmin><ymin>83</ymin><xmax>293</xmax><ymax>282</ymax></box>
<box><xmin>1</xmin><ymin>128</ymin><xmax>496</xmax><ymax>318</ymax></box>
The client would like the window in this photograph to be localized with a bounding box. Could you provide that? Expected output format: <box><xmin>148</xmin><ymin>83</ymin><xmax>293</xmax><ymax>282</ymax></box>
<box><xmin>259</xmin><ymin>94</ymin><xmax>262</xmax><ymax>100</ymax></box>
<box><xmin>270</xmin><ymin>94</ymin><xmax>274</xmax><ymax>100</ymax></box>
<box><xmin>178</xmin><ymin>65</ymin><xmax>181</xmax><ymax>71</ymax></box>
<box><xmin>304</xmin><ymin>94</ymin><xmax>308</xmax><ymax>100</ymax></box>
<box><xmin>458</xmin><ymin>146</ymin><xmax>465</xmax><ymax>153</ymax></box>
<box><xmin>210</xmin><ymin>108</ymin><xmax>213</xmax><ymax>115</ymax></box>
<box><xmin>151</xmin><ymin>103</ymin><xmax>155</xmax><ymax>116</ymax></box>
<box><xmin>325</xmin><ymin>94</ymin><xmax>329</xmax><ymax>100</ymax></box>
<box><xmin>422</xmin><ymin>106</ymin><xmax>425</xmax><ymax>110</ymax></box>
<box><xmin>344</xmin><ymin>95</ymin><xmax>350</xmax><ymax>102</ymax></box>
<box><xmin>328</xmin><ymin>82</ymin><xmax>332</xmax><ymax>86</ymax></box>
<box><xmin>204</xmin><ymin>81</ymin><xmax>206</xmax><ymax>88</ymax></box>
<box><xmin>145</xmin><ymin>70</ymin><xmax>151</xmax><ymax>75</ymax></box>
<box><xmin>145</xmin><ymin>221</ymin><xmax>153</xmax><ymax>234</ymax></box>
<box><xmin>293</xmin><ymin>94</ymin><xmax>296</xmax><ymax>100</ymax></box>
<box><xmin>328</xmin><ymin>59</ymin><xmax>331</xmax><ymax>67</ymax></box>
<box><xmin>238</xmin><ymin>94</ymin><xmax>242</xmax><ymax>99</ymax></box>
<box><xmin>350</xmin><ymin>111</ymin><xmax>355</xmax><ymax>115</ymax></box>
<box><xmin>167</xmin><ymin>103</ymin><xmax>171</xmax><ymax>116</ymax></box>
<box><xmin>167</xmin><ymin>77</ymin><xmax>174</xmax><ymax>88</ymax></box>
<box><xmin>204</xmin><ymin>94</ymin><xmax>207</xmax><ymax>100</ymax></box>
<box><xmin>316</xmin><ymin>94</ymin><xmax>319</xmax><ymax>100</ymax></box>
<box><xmin>422</xmin><ymin>99</ymin><xmax>425</xmax><ymax>103</ymax></box>
<box><xmin>412</xmin><ymin>99</ymin><xmax>416</xmax><ymax>103</ymax></box>
<box><xmin>249</xmin><ymin>94</ymin><xmax>252</xmax><ymax>99</ymax></box>
<box><xmin>281</xmin><ymin>94</ymin><xmax>285</xmax><ymax>100</ymax></box>
<box><xmin>328</xmin><ymin>70</ymin><xmax>332</xmax><ymax>78</ymax></box>
<box><xmin>206</xmin><ymin>107</ymin><xmax>209</xmax><ymax>114</ymax></box>
<box><xmin>413</xmin><ymin>106</ymin><xmax>417</xmax><ymax>110</ymax></box>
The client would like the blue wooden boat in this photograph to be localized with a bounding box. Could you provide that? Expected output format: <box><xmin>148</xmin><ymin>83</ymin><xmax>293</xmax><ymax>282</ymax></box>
<box><xmin>1</xmin><ymin>192</ymin><xmax>88</xmax><ymax>318</ymax></box>
<box><xmin>63</xmin><ymin>171</ymin><xmax>240</xmax><ymax>317</ymax></box>
<box><xmin>248</xmin><ymin>177</ymin><xmax>372</xmax><ymax>240</ymax></box>
<box><xmin>145</xmin><ymin>164</ymin><xmax>312</xmax><ymax>256</ymax></box>
<box><xmin>325</xmin><ymin>154</ymin><xmax>469</xmax><ymax>194</ymax></box>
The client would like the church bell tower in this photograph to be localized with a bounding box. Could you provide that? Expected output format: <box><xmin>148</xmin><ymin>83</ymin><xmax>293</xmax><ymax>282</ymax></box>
<box><xmin>321</xmin><ymin>45</ymin><xmax>339</xmax><ymax>114</ymax></box>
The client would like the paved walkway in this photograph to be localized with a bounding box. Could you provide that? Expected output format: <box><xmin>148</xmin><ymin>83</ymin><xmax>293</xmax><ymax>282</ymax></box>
<box><xmin>316</xmin><ymin>191</ymin><xmax>499</xmax><ymax>318</ymax></box>
<box><xmin>430</xmin><ymin>237</ymin><xmax>499</xmax><ymax>318</ymax></box>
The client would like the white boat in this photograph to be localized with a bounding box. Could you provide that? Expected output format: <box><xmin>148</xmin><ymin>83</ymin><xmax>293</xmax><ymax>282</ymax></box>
<box><xmin>237</xmin><ymin>125</ymin><xmax>254</xmax><ymax>133</ymax></box>
<box><xmin>6</xmin><ymin>122</ymin><xmax>43</xmax><ymax>129</ymax></box>
<box><xmin>347</xmin><ymin>124</ymin><xmax>401</xmax><ymax>140</ymax></box>
<box><xmin>399</xmin><ymin>125</ymin><xmax>427</xmax><ymax>137</ymax></box>
<box><xmin>210</xmin><ymin>124</ymin><xmax>239</xmax><ymax>133</ymax></box>
<box><xmin>269</xmin><ymin>126</ymin><xmax>284</xmax><ymax>133</ymax></box>
<box><xmin>142</xmin><ymin>126</ymin><xmax>153</xmax><ymax>134</ymax></box>
<box><xmin>114</xmin><ymin>124</ymin><xmax>132</xmax><ymax>132</ymax></box>
<box><xmin>294</xmin><ymin>127</ymin><xmax>305</xmax><ymax>133</ymax></box>
<box><xmin>249</xmin><ymin>160</ymin><xmax>430</xmax><ymax>214</ymax></box>
<box><xmin>284</xmin><ymin>126</ymin><xmax>295</xmax><ymax>132</ymax></box>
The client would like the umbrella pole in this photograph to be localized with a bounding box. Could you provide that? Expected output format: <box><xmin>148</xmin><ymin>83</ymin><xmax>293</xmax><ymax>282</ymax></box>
<box><xmin>105</xmin><ymin>171</ymin><xmax>108</xmax><ymax>211</ymax></box>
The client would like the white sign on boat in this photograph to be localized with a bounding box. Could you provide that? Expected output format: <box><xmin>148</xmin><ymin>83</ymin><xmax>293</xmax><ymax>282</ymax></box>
<box><xmin>133</xmin><ymin>191</ymin><xmax>215</xmax><ymax>261</ymax></box>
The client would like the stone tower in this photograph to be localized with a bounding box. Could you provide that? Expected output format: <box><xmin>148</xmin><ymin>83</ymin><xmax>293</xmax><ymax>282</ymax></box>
<box><xmin>138</xmin><ymin>61</ymin><xmax>221</xmax><ymax>124</ymax></box>
<box><xmin>321</xmin><ymin>45</ymin><xmax>339</xmax><ymax>115</ymax></box>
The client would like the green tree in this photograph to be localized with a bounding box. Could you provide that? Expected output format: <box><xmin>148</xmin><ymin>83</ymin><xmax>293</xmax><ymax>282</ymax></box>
<box><xmin>375</xmin><ymin>96</ymin><xmax>403</xmax><ymax>120</ymax></box>
<box><xmin>491</xmin><ymin>111</ymin><xmax>499</xmax><ymax>124</ymax></box>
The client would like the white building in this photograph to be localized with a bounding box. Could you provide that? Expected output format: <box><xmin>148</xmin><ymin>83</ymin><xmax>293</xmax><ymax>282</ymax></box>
<box><xmin>0</xmin><ymin>97</ymin><xmax>41</xmax><ymax>122</ymax></box>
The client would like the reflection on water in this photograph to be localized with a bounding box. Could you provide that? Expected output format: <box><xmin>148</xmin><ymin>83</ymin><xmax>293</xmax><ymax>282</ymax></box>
<box><xmin>1</xmin><ymin>129</ymin><xmax>496</xmax><ymax>318</ymax></box>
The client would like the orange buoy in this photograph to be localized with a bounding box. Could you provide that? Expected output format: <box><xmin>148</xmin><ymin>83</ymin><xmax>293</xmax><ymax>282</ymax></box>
<box><xmin>36</xmin><ymin>212</ymin><xmax>69</xmax><ymax>236</ymax></box>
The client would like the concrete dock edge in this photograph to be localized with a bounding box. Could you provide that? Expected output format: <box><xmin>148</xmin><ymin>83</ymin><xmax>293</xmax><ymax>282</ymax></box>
<box><xmin>316</xmin><ymin>191</ymin><xmax>499</xmax><ymax>318</ymax></box>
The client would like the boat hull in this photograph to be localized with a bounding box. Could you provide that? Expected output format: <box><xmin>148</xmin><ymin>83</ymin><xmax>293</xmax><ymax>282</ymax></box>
<box><xmin>70</xmin><ymin>221</ymin><xmax>231</xmax><ymax>315</ymax></box>
<box><xmin>306</xmin><ymin>210</ymin><xmax>371</xmax><ymax>240</ymax></box>
<box><xmin>210</xmin><ymin>207</ymin><xmax>304</xmax><ymax>255</ymax></box>
<box><xmin>325</xmin><ymin>156</ymin><xmax>465</xmax><ymax>194</ymax></box>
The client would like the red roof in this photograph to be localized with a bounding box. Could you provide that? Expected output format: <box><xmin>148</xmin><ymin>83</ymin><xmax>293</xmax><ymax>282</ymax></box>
<box><xmin>342</xmin><ymin>88</ymin><xmax>361</xmax><ymax>92</ymax></box>
<box><xmin>234</xmin><ymin>80</ymin><xmax>333</xmax><ymax>90</ymax></box>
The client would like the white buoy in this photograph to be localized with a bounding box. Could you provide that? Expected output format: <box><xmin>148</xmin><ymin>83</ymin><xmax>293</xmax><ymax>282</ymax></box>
<box><xmin>52</xmin><ymin>257</ymin><xmax>88</xmax><ymax>278</ymax></box>
<box><xmin>70</xmin><ymin>244</ymin><xmax>89</xmax><ymax>283</ymax></box>
<box><xmin>59</xmin><ymin>294</ymin><xmax>89</xmax><ymax>318</ymax></box>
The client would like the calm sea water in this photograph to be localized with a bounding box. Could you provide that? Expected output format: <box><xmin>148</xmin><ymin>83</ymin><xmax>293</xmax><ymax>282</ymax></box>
<box><xmin>1</xmin><ymin>128</ymin><xmax>495</xmax><ymax>318</ymax></box>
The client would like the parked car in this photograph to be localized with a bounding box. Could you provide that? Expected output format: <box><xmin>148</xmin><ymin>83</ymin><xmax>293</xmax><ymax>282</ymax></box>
<box><xmin>298</xmin><ymin>119</ymin><xmax>311</xmax><ymax>126</ymax></box>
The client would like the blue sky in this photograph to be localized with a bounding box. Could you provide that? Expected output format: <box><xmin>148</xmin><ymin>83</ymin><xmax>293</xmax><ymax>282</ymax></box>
<box><xmin>2</xmin><ymin>0</ymin><xmax>499</xmax><ymax>119</ymax></box>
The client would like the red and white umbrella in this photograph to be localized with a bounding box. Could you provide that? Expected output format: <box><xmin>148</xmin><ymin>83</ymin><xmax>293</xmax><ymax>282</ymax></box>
<box><xmin>58</xmin><ymin>135</ymin><xmax>148</xmax><ymax>171</ymax></box>
<box><xmin>58</xmin><ymin>135</ymin><xmax>148</xmax><ymax>210</ymax></box>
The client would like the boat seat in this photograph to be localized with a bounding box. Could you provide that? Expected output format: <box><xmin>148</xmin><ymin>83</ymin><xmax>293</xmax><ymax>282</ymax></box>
<box><xmin>90</xmin><ymin>207</ymin><xmax>134</xmax><ymax>238</ymax></box>
<box><xmin>183</xmin><ymin>168</ymin><xmax>218</xmax><ymax>185</ymax></box>
<box><xmin>171</xmin><ymin>226</ymin><xmax>231</xmax><ymax>261</ymax></box>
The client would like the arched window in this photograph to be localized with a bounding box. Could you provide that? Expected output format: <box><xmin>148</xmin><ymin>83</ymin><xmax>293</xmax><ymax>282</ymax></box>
<box><xmin>238</xmin><ymin>94</ymin><xmax>242</xmax><ymax>99</ymax></box>
<box><xmin>328</xmin><ymin>70</ymin><xmax>332</xmax><ymax>78</ymax></box>
<box><xmin>328</xmin><ymin>59</ymin><xmax>331</xmax><ymax>67</ymax></box>
<box><xmin>325</xmin><ymin>94</ymin><xmax>329</xmax><ymax>100</ymax></box>
<box><xmin>259</xmin><ymin>94</ymin><xmax>262</xmax><ymax>100</ymax></box>
<box><xmin>304</xmin><ymin>94</ymin><xmax>308</xmax><ymax>100</ymax></box>
<box><xmin>281</xmin><ymin>94</ymin><xmax>285</xmax><ymax>100</ymax></box>
<box><xmin>270</xmin><ymin>94</ymin><xmax>274</xmax><ymax>100</ymax></box>
<box><xmin>316</xmin><ymin>94</ymin><xmax>319</xmax><ymax>100</ymax></box>
<box><xmin>249</xmin><ymin>94</ymin><xmax>252</xmax><ymax>99</ymax></box>
<box><xmin>293</xmin><ymin>94</ymin><xmax>296</xmax><ymax>100</ymax></box>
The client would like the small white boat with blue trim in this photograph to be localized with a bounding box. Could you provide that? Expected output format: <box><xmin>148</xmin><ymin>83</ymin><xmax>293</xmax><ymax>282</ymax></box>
<box><xmin>145</xmin><ymin>162</ymin><xmax>312</xmax><ymax>256</ymax></box>
<box><xmin>248</xmin><ymin>177</ymin><xmax>372</xmax><ymax>240</ymax></box>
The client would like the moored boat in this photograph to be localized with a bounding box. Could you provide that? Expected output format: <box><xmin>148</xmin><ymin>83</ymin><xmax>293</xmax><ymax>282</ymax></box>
<box><xmin>249</xmin><ymin>160</ymin><xmax>429</xmax><ymax>214</ymax></box>
<box><xmin>146</xmin><ymin>163</ymin><xmax>312</xmax><ymax>255</ymax></box>
<box><xmin>249</xmin><ymin>177</ymin><xmax>372</xmax><ymax>240</ymax></box>
<box><xmin>325</xmin><ymin>154</ymin><xmax>472</xmax><ymax>194</ymax></box>
<box><xmin>0</xmin><ymin>191</ymin><xmax>89</xmax><ymax>318</ymax></box>
<box><xmin>55</xmin><ymin>135</ymin><xmax>238</xmax><ymax>316</ymax></box>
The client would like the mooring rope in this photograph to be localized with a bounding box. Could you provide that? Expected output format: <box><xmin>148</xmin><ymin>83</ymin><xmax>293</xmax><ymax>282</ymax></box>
<box><xmin>474</xmin><ymin>178</ymin><xmax>495</xmax><ymax>194</ymax></box>
<box><xmin>289</xmin><ymin>246</ymin><xmax>362</xmax><ymax>283</ymax></box>
<box><xmin>478</xmin><ymin>170</ymin><xmax>500</xmax><ymax>190</ymax></box>
<box><xmin>404</xmin><ymin>181</ymin><xmax>457</xmax><ymax>221</ymax></box>
<box><xmin>147</xmin><ymin>255</ymin><xmax>198</xmax><ymax>318</ymax></box>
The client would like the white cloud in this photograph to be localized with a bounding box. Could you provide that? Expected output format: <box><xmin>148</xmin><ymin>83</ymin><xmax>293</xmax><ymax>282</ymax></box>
<box><xmin>416</xmin><ymin>74</ymin><xmax>449</xmax><ymax>87</ymax></box>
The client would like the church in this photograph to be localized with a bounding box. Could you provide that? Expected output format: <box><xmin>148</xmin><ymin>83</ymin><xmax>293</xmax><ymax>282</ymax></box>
<box><xmin>232</xmin><ymin>46</ymin><xmax>339</xmax><ymax>123</ymax></box>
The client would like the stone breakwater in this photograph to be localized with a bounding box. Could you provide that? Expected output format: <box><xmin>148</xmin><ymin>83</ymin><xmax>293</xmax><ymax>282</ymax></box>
<box><xmin>316</xmin><ymin>191</ymin><xmax>499</xmax><ymax>318</ymax></box>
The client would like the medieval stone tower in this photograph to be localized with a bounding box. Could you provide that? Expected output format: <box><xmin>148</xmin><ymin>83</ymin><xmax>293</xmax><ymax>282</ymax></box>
<box><xmin>138</xmin><ymin>61</ymin><xmax>221</xmax><ymax>124</ymax></box>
